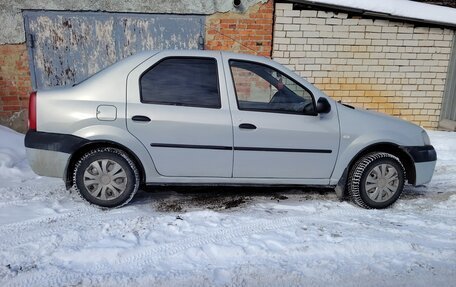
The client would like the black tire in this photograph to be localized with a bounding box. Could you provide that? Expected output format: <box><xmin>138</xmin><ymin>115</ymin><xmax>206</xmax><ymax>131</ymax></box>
<box><xmin>348</xmin><ymin>152</ymin><xmax>405</xmax><ymax>209</ymax></box>
<box><xmin>73</xmin><ymin>147</ymin><xmax>140</xmax><ymax>208</ymax></box>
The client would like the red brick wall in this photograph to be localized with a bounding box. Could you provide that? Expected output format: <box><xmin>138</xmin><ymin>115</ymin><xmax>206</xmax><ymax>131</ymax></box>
<box><xmin>205</xmin><ymin>0</ymin><xmax>274</xmax><ymax>57</ymax></box>
<box><xmin>0</xmin><ymin>44</ymin><xmax>32</xmax><ymax>132</ymax></box>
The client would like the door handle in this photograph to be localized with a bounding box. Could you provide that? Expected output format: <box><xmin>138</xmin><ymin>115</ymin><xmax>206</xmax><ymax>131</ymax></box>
<box><xmin>239</xmin><ymin>123</ymin><xmax>257</xmax><ymax>130</ymax></box>
<box><xmin>132</xmin><ymin>115</ymin><xmax>151</xmax><ymax>122</ymax></box>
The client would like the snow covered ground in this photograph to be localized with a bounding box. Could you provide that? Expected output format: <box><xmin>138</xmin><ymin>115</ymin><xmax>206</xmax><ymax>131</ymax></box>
<box><xmin>0</xmin><ymin>125</ymin><xmax>455</xmax><ymax>287</ymax></box>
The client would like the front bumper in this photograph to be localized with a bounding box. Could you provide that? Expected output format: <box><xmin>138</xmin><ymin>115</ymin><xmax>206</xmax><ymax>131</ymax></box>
<box><xmin>401</xmin><ymin>145</ymin><xmax>437</xmax><ymax>186</ymax></box>
<box><xmin>401</xmin><ymin>145</ymin><xmax>437</xmax><ymax>163</ymax></box>
<box><xmin>414</xmin><ymin>160</ymin><xmax>437</xmax><ymax>186</ymax></box>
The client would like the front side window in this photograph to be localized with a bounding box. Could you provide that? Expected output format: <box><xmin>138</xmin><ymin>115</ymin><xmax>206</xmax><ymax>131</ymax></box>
<box><xmin>140</xmin><ymin>57</ymin><xmax>221</xmax><ymax>109</ymax></box>
<box><xmin>230</xmin><ymin>60</ymin><xmax>315</xmax><ymax>115</ymax></box>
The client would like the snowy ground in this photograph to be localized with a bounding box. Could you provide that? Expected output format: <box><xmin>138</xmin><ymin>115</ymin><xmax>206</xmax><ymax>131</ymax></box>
<box><xmin>0</xmin><ymin>125</ymin><xmax>455</xmax><ymax>287</ymax></box>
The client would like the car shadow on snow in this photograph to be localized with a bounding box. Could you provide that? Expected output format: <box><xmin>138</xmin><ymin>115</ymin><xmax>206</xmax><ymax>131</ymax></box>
<box><xmin>401</xmin><ymin>185</ymin><xmax>429</xmax><ymax>199</ymax></box>
<box><xmin>124</xmin><ymin>183</ymin><xmax>449</xmax><ymax>213</ymax></box>
<box><xmin>401</xmin><ymin>184</ymin><xmax>454</xmax><ymax>201</ymax></box>
<box><xmin>130</xmin><ymin>186</ymin><xmax>337</xmax><ymax>212</ymax></box>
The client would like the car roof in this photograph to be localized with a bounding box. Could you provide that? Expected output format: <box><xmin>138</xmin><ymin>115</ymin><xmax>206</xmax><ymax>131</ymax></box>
<box><xmin>151</xmin><ymin>49</ymin><xmax>268</xmax><ymax>61</ymax></box>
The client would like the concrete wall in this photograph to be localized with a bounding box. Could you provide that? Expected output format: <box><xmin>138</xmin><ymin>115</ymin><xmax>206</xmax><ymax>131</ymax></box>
<box><xmin>273</xmin><ymin>3</ymin><xmax>455</xmax><ymax>129</ymax></box>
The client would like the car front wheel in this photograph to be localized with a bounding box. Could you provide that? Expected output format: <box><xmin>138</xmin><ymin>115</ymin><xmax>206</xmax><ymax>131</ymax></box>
<box><xmin>73</xmin><ymin>147</ymin><xmax>140</xmax><ymax>208</ymax></box>
<box><xmin>348</xmin><ymin>152</ymin><xmax>405</xmax><ymax>209</ymax></box>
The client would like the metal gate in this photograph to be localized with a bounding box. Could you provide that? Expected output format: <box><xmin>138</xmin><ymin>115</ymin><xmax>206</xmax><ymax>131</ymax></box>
<box><xmin>24</xmin><ymin>11</ymin><xmax>205</xmax><ymax>89</ymax></box>
<box><xmin>441</xmin><ymin>34</ymin><xmax>456</xmax><ymax>125</ymax></box>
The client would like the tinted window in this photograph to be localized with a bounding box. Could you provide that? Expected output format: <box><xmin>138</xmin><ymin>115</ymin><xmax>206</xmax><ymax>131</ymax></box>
<box><xmin>141</xmin><ymin>58</ymin><xmax>220</xmax><ymax>108</ymax></box>
<box><xmin>230</xmin><ymin>60</ymin><xmax>315</xmax><ymax>115</ymax></box>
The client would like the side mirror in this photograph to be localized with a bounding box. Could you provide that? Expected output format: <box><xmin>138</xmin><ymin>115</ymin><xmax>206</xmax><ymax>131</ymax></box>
<box><xmin>316</xmin><ymin>97</ymin><xmax>331</xmax><ymax>114</ymax></box>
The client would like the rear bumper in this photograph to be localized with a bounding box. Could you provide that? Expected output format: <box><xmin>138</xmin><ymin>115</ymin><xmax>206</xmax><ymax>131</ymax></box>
<box><xmin>25</xmin><ymin>147</ymin><xmax>70</xmax><ymax>178</ymax></box>
<box><xmin>24</xmin><ymin>130</ymin><xmax>88</xmax><ymax>179</ymax></box>
<box><xmin>25</xmin><ymin>130</ymin><xmax>88</xmax><ymax>153</ymax></box>
<box><xmin>400</xmin><ymin>145</ymin><xmax>437</xmax><ymax>186</ymax></box>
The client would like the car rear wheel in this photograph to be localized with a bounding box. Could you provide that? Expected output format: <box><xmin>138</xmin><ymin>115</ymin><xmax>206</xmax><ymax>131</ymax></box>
<box><xmin>348</xmin><ymin>152</ymin><xmax>405</xmax><ymax>209</ymax></box>
<box><xmin>73</xmin><ymin>147</ymin><xmax>140</xmax><ymax>208</ymax></box>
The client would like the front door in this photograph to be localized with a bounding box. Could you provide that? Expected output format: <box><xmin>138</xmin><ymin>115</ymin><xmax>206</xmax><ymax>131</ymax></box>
<box><xmin>127</xmin><ymin>51</ymin><xmax>233</xmax><ymax>177</ymax></box>
<box><xmin>224</xmin><ymin>57</ymin><xmax>339</xmax><ymax>179</ymax></box>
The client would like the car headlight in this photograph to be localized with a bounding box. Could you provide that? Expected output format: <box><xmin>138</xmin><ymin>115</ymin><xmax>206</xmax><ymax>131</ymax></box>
<box><xmin>421</xmin><ymin>130</ymin><xmax>431</xmax><ymax>145</ymax></box>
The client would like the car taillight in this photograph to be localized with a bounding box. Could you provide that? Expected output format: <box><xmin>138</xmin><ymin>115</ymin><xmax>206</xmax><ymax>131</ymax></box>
<box><xmin>28</xmin><ymin>91</ymin><xmax>37</xmax><ymax>130</ymax></box>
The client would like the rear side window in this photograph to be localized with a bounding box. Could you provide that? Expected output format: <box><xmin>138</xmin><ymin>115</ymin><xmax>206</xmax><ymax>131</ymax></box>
<box><xmin>140</xmin><ymin>57</ymin><xmax>221</xmax><ymax>109</ymax></box>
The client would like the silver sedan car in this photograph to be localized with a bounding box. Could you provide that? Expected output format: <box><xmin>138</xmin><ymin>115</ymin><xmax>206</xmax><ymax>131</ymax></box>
<box><xmin>25</xmin><ymin>50</ymin><xmax>437</xmax><ymax>208</ymax></box>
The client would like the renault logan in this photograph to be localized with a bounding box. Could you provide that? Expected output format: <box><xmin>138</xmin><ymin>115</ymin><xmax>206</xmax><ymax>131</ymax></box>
<box><xmin>25</xmin><ymin>50</ymin><xmax>437</xmax><ymax>209</ymax></box>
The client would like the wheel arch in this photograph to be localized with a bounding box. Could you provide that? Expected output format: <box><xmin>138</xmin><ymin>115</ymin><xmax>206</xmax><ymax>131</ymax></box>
<box><xmin>348</xmin><ymin>142</ymin><xmax>416</xmax><ymax>185</ymax></box>
<box><xmin>64</xmin><ymin>140</ymin><xmax>146</xmax><ymax>190</ymax></box>
<box><xmin>335</xmin><ymin>141</ymin><xmax>416</xmax><ymax>199</ymax></box>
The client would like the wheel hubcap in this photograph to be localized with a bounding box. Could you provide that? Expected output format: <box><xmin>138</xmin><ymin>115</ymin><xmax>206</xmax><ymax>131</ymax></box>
<box><xmin>364</xmin><ymin>163</ymin><xmax>399</xmax><ymax>203</ymax></box>
<box><xmin>83</xmin><ymin>159</ymin><xmax>127</xmax><ymax>200</ymax></box>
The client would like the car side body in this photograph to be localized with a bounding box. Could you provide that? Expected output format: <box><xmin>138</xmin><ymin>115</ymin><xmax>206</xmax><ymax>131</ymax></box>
<box><xmin>25</xmin><ymin>50</ymin><xmax>437</xmax><ymax>208</ymax></box>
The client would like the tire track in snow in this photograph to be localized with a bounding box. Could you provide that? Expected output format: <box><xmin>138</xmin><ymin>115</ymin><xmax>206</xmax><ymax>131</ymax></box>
<box><xmin>3</xmin><ymin>216</ymin><xmax>304</xmax><ymax>287</ymax></box>
<box><xmin>0</xmin><ymin>209</ymin><xmax>140</xmax><ymax>248</ymax></box>
<box><xmin>0</xmin><ymin>206</ymin><xmax>134</xmax><ymax>248</ymax></box>
<box><xmin>0</xmin><ymin>182</ymin><xmax>66</xmax><ymax>203</ymax></box>
<box><xmin>0</xmin><ymin>206</ymin><xmax>94</xmax><ymax>230</ymax></box>
<box><xmin>0</xmin><ymin>198</ymin><xmax>43</xmax><ymax>207</ymax></box>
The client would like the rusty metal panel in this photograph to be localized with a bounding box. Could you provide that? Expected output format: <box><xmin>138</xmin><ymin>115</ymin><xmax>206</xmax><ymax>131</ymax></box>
<box><xmin>117</xmin><ymin>15</ymin><xmax>204</xmax><ymax>58</ymax></box>
<box><xmin>24</xmin><ymin>12</ymin><xmax>117</xmax><ymax>89</ymax></box>
<box><xmin>23</xmin><ymin>11</ymin><xmax>205</xmax><ymax>89</ymax></box>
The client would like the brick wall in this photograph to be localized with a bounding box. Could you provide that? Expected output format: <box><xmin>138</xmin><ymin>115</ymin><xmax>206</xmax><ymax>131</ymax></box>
<box><xmin>0</xmin><ymin>44</ymin><xmax>32</xmax><ymax>132</ymax></box>
<box><xmin>205</xmin><ymin>0</ymin><xmax>274</xmax><ymax>57</ymax></box>
<box><xmin>273</xmin><ymin>3</ymin><xmax>455</xmax><ymax>129</ymax></box>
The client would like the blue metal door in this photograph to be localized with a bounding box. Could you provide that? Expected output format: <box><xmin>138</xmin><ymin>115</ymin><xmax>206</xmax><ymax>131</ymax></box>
<box><xmin>23</xmin><ymin>11</ymin><xmax>205</xmax><ymax>89</ymax></box>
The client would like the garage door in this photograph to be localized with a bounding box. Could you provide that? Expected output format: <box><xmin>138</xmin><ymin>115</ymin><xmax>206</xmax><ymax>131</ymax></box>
<box><xmin>441</xmin><ymin>35</ymin><xmax>456</xmax><ymax>124</ymax></box>
<box><xmin>23</xmin><ymin>11</ymin><xmax>205</xmax><ymax>89</ymax></box>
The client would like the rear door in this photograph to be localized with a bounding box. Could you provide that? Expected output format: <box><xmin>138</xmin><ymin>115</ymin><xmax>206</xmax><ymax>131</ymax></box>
<box><xmin>126</xmin><ymin>51</ymin><xmax>233</xmax><ymax>177</ymax></box>
<box><xmin>222</xmin><ymin>54</ymin><xmax>340</xmax><ymax>179</ymax></box>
